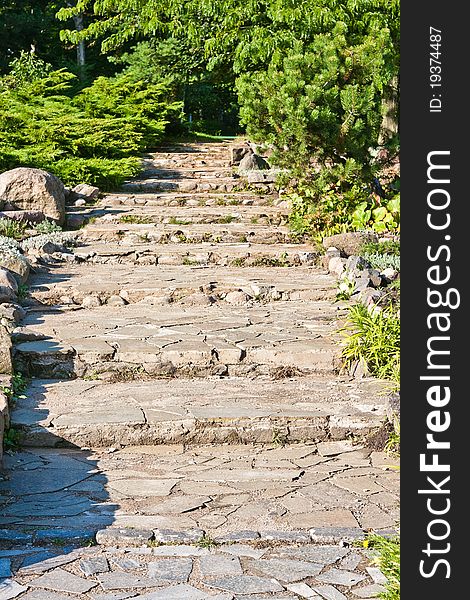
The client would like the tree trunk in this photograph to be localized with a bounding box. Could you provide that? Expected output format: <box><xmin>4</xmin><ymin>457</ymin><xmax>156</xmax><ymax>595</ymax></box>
<box><xmin>73</xmin><ymin>13</ymin><xmax>86</xmax><ymax>80</ymax></box>
<box><xmin>379</xmin><ymin>76</ymin><xmax>399</xmax><ymax>144</ymax></box>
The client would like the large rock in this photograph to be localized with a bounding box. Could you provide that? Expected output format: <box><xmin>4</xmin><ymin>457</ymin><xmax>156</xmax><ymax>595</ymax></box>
<box><xmin>0</xmin><ymin>168</ymin><xmax>66</xmax><ymax>224</ymax></box>
<box><xmin>322</xmin><ymin>232</ymin><xmax>378</xmax><ymax>257</ymax></box>
<box><xmin>0</xmin><ymin>252</ymin><xmax>30</xmax><ymax>284</ymax></box>
<box><xmin>231</xmin><ymin>146</ymin><xmax>252</xmax><ymax>165</ymax></box>
<box><xmin>72</xmin><ymin>183</ymin><xmax>100</xmax><ymax>201</ymax></box>
<box><xmin>239</xmin><ymin>153</ymin><xmax>271</xmax><ymax>171</ymax></box>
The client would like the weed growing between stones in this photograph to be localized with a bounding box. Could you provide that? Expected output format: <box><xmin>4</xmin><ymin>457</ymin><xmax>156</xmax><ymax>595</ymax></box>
<box><xmin>196</xmin><ymin>535</ymin><xmax>219</xmax><ymax>549</ymax></box>
<box><xmin>34</xmin><ymin>219</ymin><xmax>63</xmax><ymax>234</ymax></box>
<box><xmin>366</xmin><ymin>533</ymin><xmax>400</xmax><ymax>600</ymax></box>
<box><xmin>340</xmin><ymin>303</ymin><xmax>400</xmax><ymax>385</ymax></box>
<box><xmin>3</xmin><ymin>426</ymin><xmax>21</xmax><ymax>451</ymax></box>
<box><xmin>168</xmin><ymin>217</ymin><xmax>190</xmax><ymax>225</ymax></box>
<box><xmin>384</xmin><ymin>416</ymin><xmax>400</xmax><ymax>457</ymax></box>
<box><xmin>16</xmin><ymin>283</ymin><xmax>29</xmax><ymax>300</ymax></box>
<box><xmin>120</xmin><ymin>215</ymin><xmax>153</xmax><ymax>224</ymax></box>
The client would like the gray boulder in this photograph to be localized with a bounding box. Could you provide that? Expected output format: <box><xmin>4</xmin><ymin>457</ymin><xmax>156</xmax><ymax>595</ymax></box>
<box><xmin>239</xmin><ymin>153</ymin><xmax>271</xmax><ymax>171</ymax></box>
<box><xmin>0</xmin><ymin>168</ymin><xmax>66</xmax><ymax>224</ymax></box>
<box><xmin>72</xmin><ymin>183</ymin><xmax>100</xmax><ymax>201</ymax></box>
<box><xmin>231</xmin><ymin>146</ymin><xmax>252</xmax><ymax>165</ymax></box>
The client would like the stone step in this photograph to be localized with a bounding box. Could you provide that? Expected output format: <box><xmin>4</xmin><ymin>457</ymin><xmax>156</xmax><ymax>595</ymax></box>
<box><xmin>80</xmin><ymin>222</ymin><xmax>295</xmax><ymax>245</ymax></box>
<box><xmin>12</xmin><ymin>376</ymin><xmax>390</xmax><ymax>448</ymax></box>
<box><xmin>102</xmin><ymin>191</ymin><xmax>279</xmax><ymax>207</ymax></box>
<box><xmin>94</xmin><ymin>204</ymin><xmax>289</xmax><ymax>226</ymax></box>
<box><xmin>70</xmin><ymin>241</ymin><xmax>319</xmax><ymax>268</ymax></box>
<box><xmin>28</xmin><ymin>264</ymin><xmax>335</xmax><ymax>307</ymax></box>
<box><xmin>121</xmin><ymin>178</ymin><xmax>274</xmax><ymax>194</ymax></box>
<box><xmin>139</xmin><ymin>166</ymin><xmax>234</xmax><ymax>179</ymax></box>
<box><xmin>0</xmin><ymin>441</ymin><xmax>399</xmax><ymax>548</ymax></box>
<box><xmin>13</xmin><ymin>302</ymin><xmax>343</xmax><ymax>380</ymax></box>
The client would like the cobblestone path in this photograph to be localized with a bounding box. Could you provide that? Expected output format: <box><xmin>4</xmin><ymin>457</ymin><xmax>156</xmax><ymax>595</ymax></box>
<box><xmin>0</xmin><ymin>143</ymin><xmax>399</xmax><ymax>599</ymax></box>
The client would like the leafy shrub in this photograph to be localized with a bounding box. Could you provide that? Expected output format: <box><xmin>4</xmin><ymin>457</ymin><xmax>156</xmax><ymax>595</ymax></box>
<box><xmin>34</xmin><ymin>219</ymin><xmax>62</xmax><ymax>234</ymax></box>
<box><xmin>0</xmin><ymin>52</ymin><xmax>182</xmax><ymax>190</ymax></box>
<box><xmin>0</xmin><ymin>218</ymin><xmax>27</xmax><ymax>240</ymax></box>
<box><xmin>351</xmin><ymin>194</ymin><xmax>400</xmax><ymax>233</ymax></box>
<box><xmin>362</xmin><ymin>252</ymin><xmax>400</xmax><ymax>272</ymax></box>
<box><xmin>340</xmin><ymin>303</ymin><xmax>400</xmax><ymax>383</ymax></box>
<box><xmin>21</xmin><ymin>231</ymin><xmax>78</xmax><ymax>252</ymax></box>
<box><xmin>361</xmin><ymin>240</ymin><xmax>400</xmax><ymax>256</ymax></box>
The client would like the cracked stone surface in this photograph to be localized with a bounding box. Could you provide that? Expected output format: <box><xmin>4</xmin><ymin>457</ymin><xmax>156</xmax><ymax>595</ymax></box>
<box><xmin>1</xmin><ymin>143</ymin><xmax>398</xmax><ymax>599</ymax></box>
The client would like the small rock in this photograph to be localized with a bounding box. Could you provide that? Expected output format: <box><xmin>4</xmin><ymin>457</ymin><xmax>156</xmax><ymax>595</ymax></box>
<box><xmin>286</xmin><ymin>582</ymin><xmax>319</xmax><ymax>598</ymax></box>
<box><xmin>316</xmin><ymin>568</ymin><xmax>367</xmax><ymax>587</ymax></box>
<box><xmin>82</xmin><ymin>295</ymin><xmax>102</xmax><ymax>308</ymax></box>
<box><xmin>368</xmin><ymin>269</ymin><xmax>383</xmax><ymax>288</ymax></box>
<box><xmin>380</xmin><ymin>267</ymin><xmax>398</xmax><ymax>282</ymax></box>
<box><xmin>225</xmin><ymin>290</ymin><xmax>251</xmax><ymax>305</ymax></box>
<box><xmin>352</xmin><ymin>272</ymin><xmax>371</xmax><ymax>293</ymax></box>
<box><xmin>358</xmin><ymin>287</ymin><xmax>382</xmax><ymax>306</ymax></box>
<box><xmin>326</xmin><ymin>246</ymin><xmax>341</xmax><ymax>258</ymax></box>
<box><xmin>106</xmin><ymin>295</ymin><xmax>127</xmax><ymax>306</ymax></box>
<box><xmin>74</xmin><ymin>198</ymin><xmax>87</xmax><ymax>207</ymax></box>
<box><xmin>346</xmin><ymin>256</ymin><xmax>371</xmax><ymax>274</ymax></box>
<box><xmin>72</xmin><ymin>183</ymin><xmax>100</xmax><ymax>201</ymax></box>
<box><xmin>180</xmin><ymin>292</ymin><xmax>214</xmax><ymax>306</ymax></box>
<box><xmin>0</xmin><ymin>268</ymin><xmax>18</xmax><ymax>294</ymax></box>
<box><xmin>231</xmin><ymin>146</ymin><xmax>252</xmax><ymax>165</ymax></box>
<box><xmin>328</xmin><ymin>257</ymin><xmax>346</xmax><ymax>278</ymax></box>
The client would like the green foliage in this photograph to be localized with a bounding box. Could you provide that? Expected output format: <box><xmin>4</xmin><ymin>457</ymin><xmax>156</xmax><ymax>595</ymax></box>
<box><xmin>0</xmin><ymin>54</ymin><xmax>181</xmax><ymax>189</ymax></box>
<box><xmin>17</xmin><ymin>284</ymin><xmax>29</xmax><ymax>300</ymax></box>
<box><xmin>0</xmin><ymin>219</ymin><xmax>27</xmax><ymax>240</ymax></box>
<box><xmin>351</xmin><ymin>194</ymin><xmax>400</xmax><ymax>233</ymax></box>
<box><xmin>3</xmin><ymin>427</ymin><xmax>22</xmax><ymax>451</ymax></box>
<box><xmin>384</xmin><ymin>416</ymin><xmax>400</xmax><ymax>456</ymax></box>
<box><xmin>34</xmin><ymin>219</ymin><xmax>63</xmax><ymax>234</ymax></box>
<box><xmin>362</xmin><ymin>252</ymin><xmax>400</xmax><ymax>272</ymax></box>
<box><xmin>336</xmin><ymin>274</ymin><xmax>356</xmax><ymax>301</ymax></box>
<box><xmin>361</xmin><ymin>240</ymin><xmax>400</xmax><ymax>256</ymax></box>
<box><xmin>287</xmin><ymin>160</ymin><xmax>371</xmax><ymax>240</ymax></box>
<box><xmin>340</xmin><ymin>302</ymin><xmax>400</xmax><ymax>383</ymax></box>
<box><xmin>119</xmin><ymin>215</ymin><xmax>153</xmax><ymax>224</ymax></box>
<box><xmin>367</xmin><ymin>534</ymin><xmax>400</xmax><ymax>600</ymax></box>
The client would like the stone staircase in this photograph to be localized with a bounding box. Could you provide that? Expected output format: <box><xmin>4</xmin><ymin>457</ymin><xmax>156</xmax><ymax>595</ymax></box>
<box><xmin>0</xmin><ymin>142</ymin><xmax>399</xmax><ymax>598</ymax></box>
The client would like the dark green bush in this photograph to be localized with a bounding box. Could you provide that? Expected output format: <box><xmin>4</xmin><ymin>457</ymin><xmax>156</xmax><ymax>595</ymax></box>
<box><xmin>0</xmin><ymin>52</ymin><xmax>182</xmax><ymax>190</ymax></box>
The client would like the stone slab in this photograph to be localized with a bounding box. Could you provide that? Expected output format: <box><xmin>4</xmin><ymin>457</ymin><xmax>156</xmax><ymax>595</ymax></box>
<box><xmin>30</xmin><ymin>568</ymin><xmax>96</xmax><ymax>593</ymax></box>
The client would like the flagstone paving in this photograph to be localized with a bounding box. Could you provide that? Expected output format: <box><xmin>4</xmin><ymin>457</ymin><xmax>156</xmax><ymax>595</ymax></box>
<box><xmin>1</xmin><ymin>142</ymin><xmax>399</xmax><ymax>597</ymax></box>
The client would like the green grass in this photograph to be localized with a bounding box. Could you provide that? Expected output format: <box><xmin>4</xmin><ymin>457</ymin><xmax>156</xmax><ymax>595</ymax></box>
<box><xmin>195</xmin><ymin>535</ymin><xmax>219</xmax><ymax>549</ymax></box>
<box><xmin>119</xmin><ymin>215</ymin><xmax>153</xmax><ymax>224</ymax></box>
<box><xmin>367</xmin><ymin>534</ymin><xmax>400</xmax><ymax>600</ymax></box>
<box><xmin>361</xmin><ymin>240</ymin><xmax>400</xmax><ymax>256</ymax></box>
<box><xmin>340</xmin><ymin>303</ymin><xmax>400</xmax><ymax>384</ymax></box>
<box><xmin>168</xmin><ymin>217</ymin><xmax>191</xmax><ymax>225</ymax></box>
<box><xmin>3</xmin><ymin>427</ymin><xmax>22</xmax><ymax>451</ymax></box>
<box><xmin>218</xmin><ymin>215</ymin><xmax>237</xmax><ymax>224</ymax></box>
<box><xmin>0</xmin><ymin>219</ymin><xmax>27</xmax><ymax>240</ymax></box>
<box><xmin>34</xmin><ymin>219</ymin><xmax>62</xmax><ymax>234</ymax></box>
<box><xmin>16</xmin><ymin>283</ymin><xmax>29</xmax><ymax>300</ymax></box>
